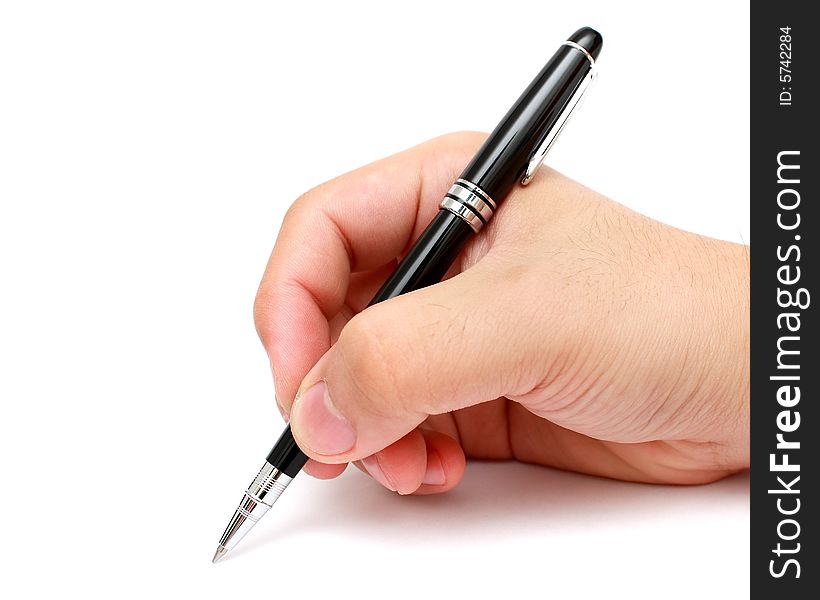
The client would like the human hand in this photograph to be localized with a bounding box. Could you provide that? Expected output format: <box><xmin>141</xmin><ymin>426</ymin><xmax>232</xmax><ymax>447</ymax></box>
<box><xmin>254</xmin><ymin>132</ymin><xmax>749</xmax><ymax>495</ymax></box>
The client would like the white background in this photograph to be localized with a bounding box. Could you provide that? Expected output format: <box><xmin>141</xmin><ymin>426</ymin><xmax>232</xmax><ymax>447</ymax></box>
<box><xmin>0</xmin><ymin>1</ymin><xmax>749</xmax><ymax>599</ymax></box>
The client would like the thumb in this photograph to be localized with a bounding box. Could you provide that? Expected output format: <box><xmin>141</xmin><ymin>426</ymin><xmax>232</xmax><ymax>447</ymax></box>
<box><xmin>288</xmin><ymin>260</ymin><xmax>527</xmax><ymax>464</ymax></box>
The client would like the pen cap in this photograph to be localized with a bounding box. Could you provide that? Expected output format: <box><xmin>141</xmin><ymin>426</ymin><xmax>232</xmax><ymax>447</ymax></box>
<box><xmin>568</xmin><ymin>27</ymin><xmax>603</xmax><ymax>61</ymax></box>
<box><xmin>458</xmin><ymin>27</ymin><xmax>601</xmax><ymax>200</ymax></box>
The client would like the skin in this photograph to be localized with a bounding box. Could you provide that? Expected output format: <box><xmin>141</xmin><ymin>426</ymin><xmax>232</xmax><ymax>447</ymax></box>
<box><xmin>254</xmin><ymin>132</ymin><xmax>750</xmax><ymax>496</ymax></box>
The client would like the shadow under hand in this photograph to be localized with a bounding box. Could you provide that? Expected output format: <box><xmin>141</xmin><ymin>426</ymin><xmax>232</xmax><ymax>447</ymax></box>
<box><xmin>234</xmin><ymin>460</ymin><xmax>748</xmax><ymax>556</ymax></box>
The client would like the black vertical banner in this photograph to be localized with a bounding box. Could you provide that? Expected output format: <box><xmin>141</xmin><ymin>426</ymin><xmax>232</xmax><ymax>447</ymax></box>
<box><xmin>751</xmin><ymin>4</ymin><xmax>817</xmax><ymax>598</ymax></box>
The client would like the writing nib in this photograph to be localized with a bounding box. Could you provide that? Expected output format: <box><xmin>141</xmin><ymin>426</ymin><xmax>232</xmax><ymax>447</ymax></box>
<box><xmin>212</xmin><ymin>545</ymin><xmax>228</xmax><ymax>564</ymax></box>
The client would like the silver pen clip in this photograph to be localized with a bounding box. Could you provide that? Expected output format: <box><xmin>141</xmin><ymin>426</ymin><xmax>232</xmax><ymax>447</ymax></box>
<box><xmin>521</xmin><ymin>47</ymin><xmax>597</xmax><ymax>185</ymax></box>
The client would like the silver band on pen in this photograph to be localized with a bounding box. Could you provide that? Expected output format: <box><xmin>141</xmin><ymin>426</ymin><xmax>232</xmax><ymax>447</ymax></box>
<box><xmin>216</xmin><ymin>462</ymin><xmax>293</xmax><ymax>553</ymax></box>
<box><xmin>563</xmin><ymin>40</ymin><xmax>595</xmax><ymax>67</ymax></box>
<box><xmin>439</xmin><ymin>180</ymin><xmax>497</xmax><ymax>232</ymax></box>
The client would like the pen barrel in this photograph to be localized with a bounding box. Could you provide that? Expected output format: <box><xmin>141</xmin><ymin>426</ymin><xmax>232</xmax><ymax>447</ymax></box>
<box><xmin>267</xmin><ymin>422</ymin><xmax>309</xmax><ymax>476</ymax></box>
<box><xmin>460</xmin><ymin>45</ymin><xmax>592</xmax><ymax>199</ymax></box>
<box><xmin>368</xmin><ymin>209</ymin><xmax>474</xmax><ymax>305</ymax></box>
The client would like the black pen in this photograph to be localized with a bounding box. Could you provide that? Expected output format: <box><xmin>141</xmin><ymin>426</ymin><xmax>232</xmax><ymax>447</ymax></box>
<box><xmin>213</xmin><ymin>26</ymin><xmax>603</xmax><ymax>563</ymax></box>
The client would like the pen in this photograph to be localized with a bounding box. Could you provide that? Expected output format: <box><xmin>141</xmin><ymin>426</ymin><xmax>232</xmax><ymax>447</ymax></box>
<box><xmin>213</xmin><ymin>26</ymin><xmax>603</xmax><ymax>563</ymax></box>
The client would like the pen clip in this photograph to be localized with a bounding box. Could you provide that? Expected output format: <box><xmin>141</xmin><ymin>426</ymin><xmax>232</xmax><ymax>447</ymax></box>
<box><xmin>521</xmin><ymin>66</ymin><xmax>596</xmax><ymax>185</ymax></box>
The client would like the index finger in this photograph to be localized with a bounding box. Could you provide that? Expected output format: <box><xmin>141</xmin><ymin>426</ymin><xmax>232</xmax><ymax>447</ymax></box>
<box><xmin>253</xmin><ymin>132</ymin><xmax>485</xmax><ymax>413</ymax></box>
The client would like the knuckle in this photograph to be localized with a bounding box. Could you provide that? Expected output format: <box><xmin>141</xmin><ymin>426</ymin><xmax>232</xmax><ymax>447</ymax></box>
<box><xmin>253</xmin><ymin>278</ymin><xmax>281</xmax><ymax>346</ymax></box>
<box><xmin>253</xmin><ymin>283</ymin><xmax>291</xmax><ymax>357</ymax></box>
<box><xmin>253</xmin><ymin>289</ymin><xmax>272</xmax><ymax>343</ymax></box>
<box><xmin>280</xmin><ymin>188</ymin><xmax>316</xmax><ymax>231</ymax></box>
<box><xmin>285</xmin><ymin>182</ymin><xmax>331</xmax><ymax>221</ymax></box>
<box><xmin>253</xmin><ymin>284</ymin><xmax>272</xmax><ymax>328</ymax></box>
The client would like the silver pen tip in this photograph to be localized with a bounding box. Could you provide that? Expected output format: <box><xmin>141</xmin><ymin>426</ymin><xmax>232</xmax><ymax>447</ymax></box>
<box><xmin>212</xmin><ymin>545</ymin><xmax>228</xmax><ymax>564</ymax></box>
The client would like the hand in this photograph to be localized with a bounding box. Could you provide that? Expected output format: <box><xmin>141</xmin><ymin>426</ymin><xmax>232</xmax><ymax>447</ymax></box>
<box><xmin>254</xmin><ymin>132</ymin><xmax>749</xmax><ymax>495</ymax></box>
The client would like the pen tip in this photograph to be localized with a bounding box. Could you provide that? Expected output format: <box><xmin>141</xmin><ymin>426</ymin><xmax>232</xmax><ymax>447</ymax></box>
<box><xmin>212</xmin><ymin>545</ymin><xmax>228</xmax><ymax>564</ymax></box>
